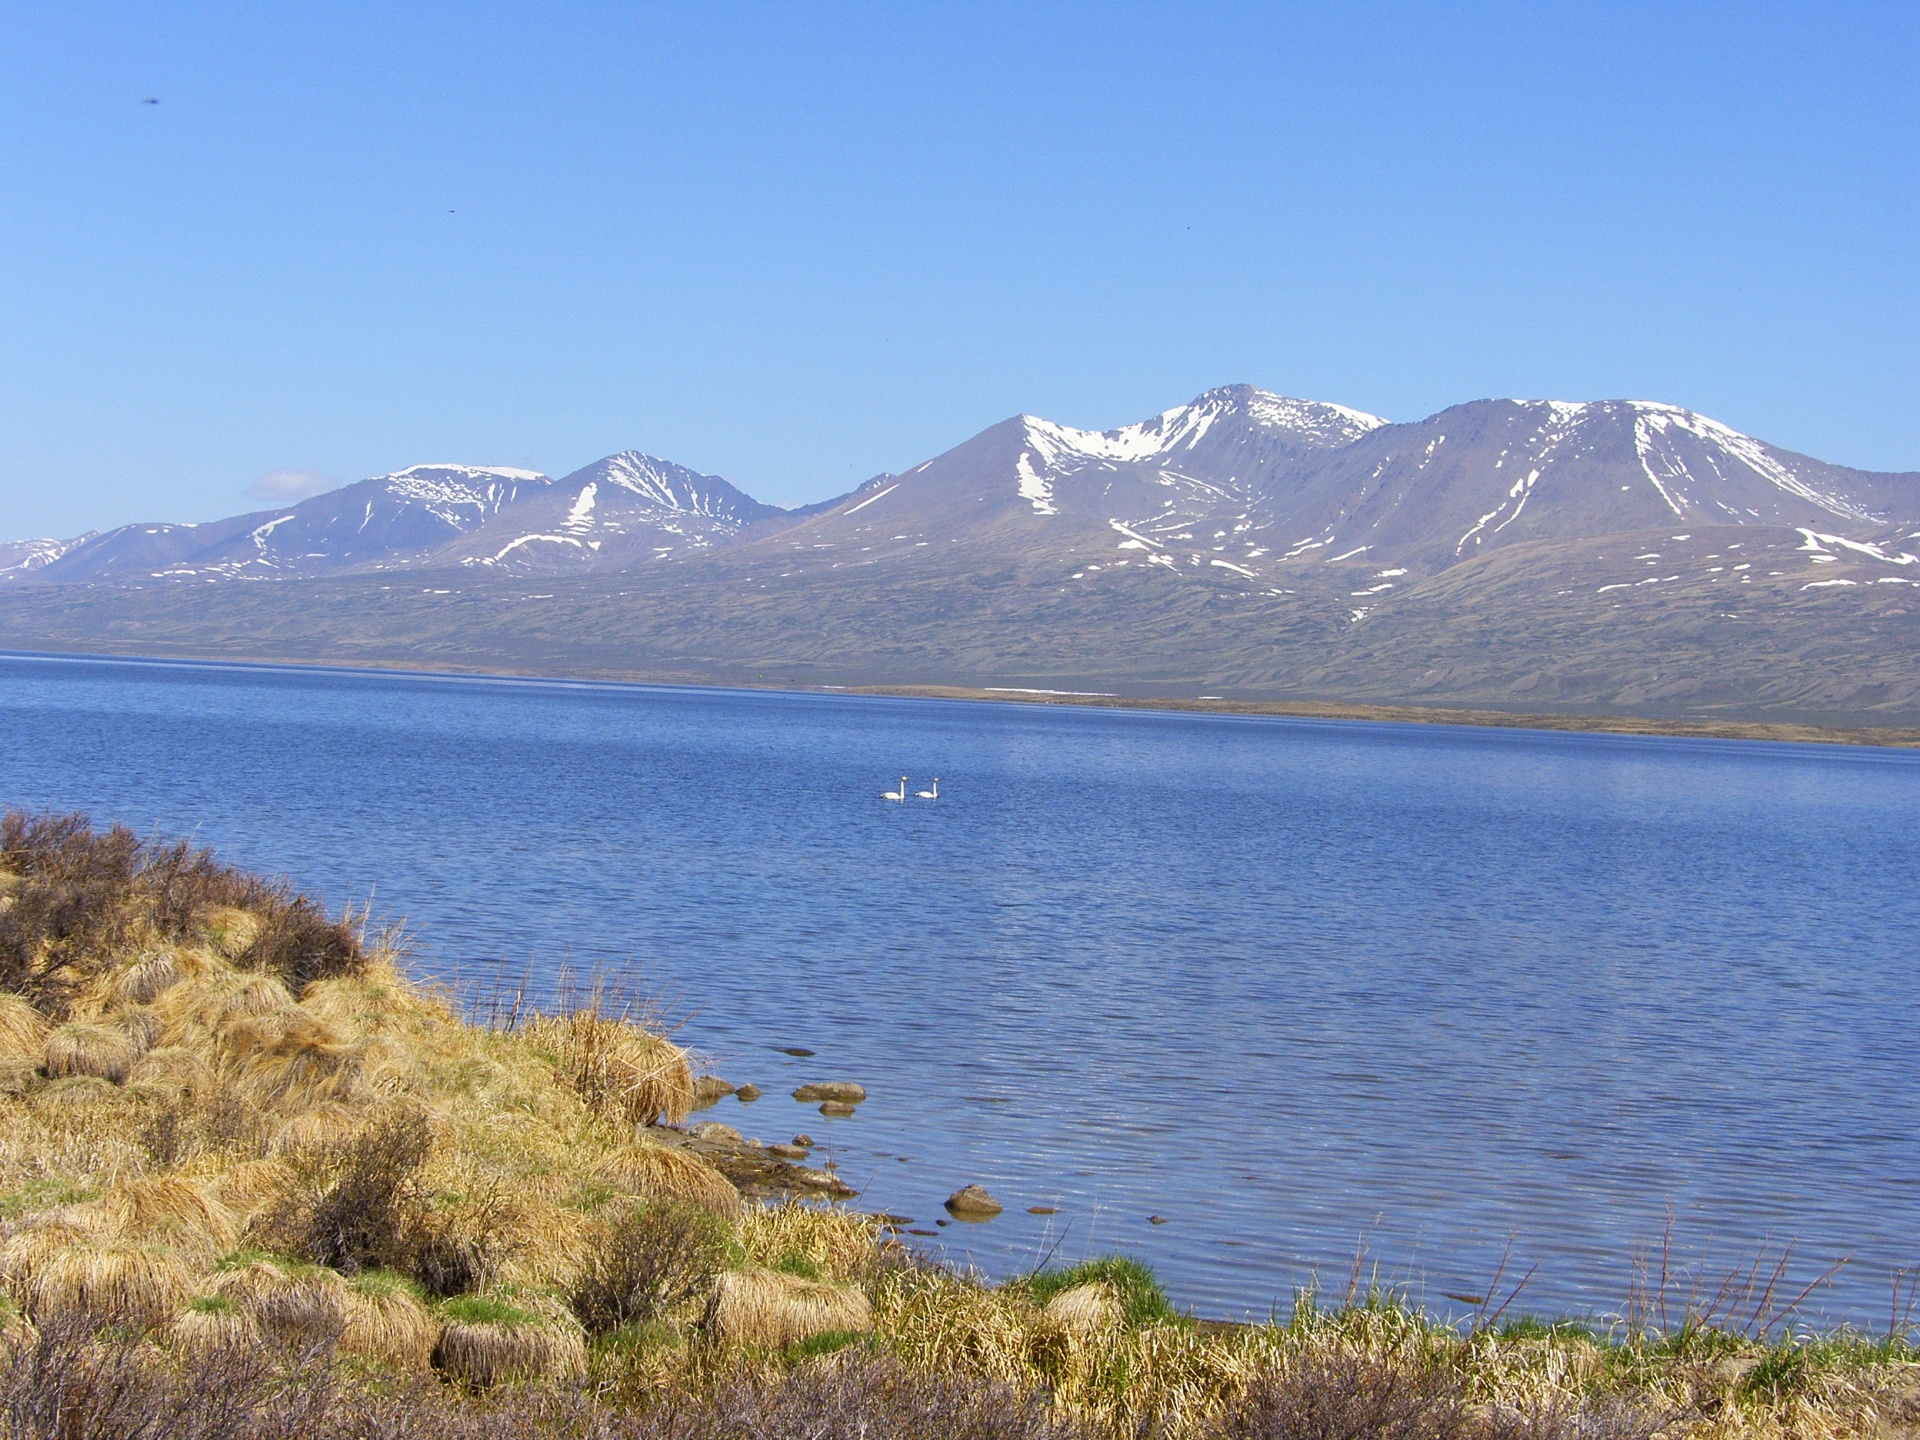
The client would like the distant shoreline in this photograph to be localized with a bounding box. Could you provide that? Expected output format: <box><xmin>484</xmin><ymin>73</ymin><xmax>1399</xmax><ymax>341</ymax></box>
<box><xmin>839</xmin><ymin>684</ymin><xmax>1920</xmax><ymax>749</ymax></box>
<box><xmin>5</xmin><ymin>645</ymin><xmax>1919</xmax><ymax>750</ymax></box>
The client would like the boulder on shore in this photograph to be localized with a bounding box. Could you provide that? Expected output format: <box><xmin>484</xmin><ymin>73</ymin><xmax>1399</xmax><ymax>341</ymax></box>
<box><xmin>944</xmin><ymin>1184</ymin><xmax>1003</xmax><ymax>1218</ymax></box>
<box><xmin>792</xmin><ymin>1082</ymin><xmax>866</xmax><ymax>1104</ymax></box>
<box><xmin>687</xmin><ymin>1120</ymin><xmax>743</xmax><ymax>1144</ymax></box>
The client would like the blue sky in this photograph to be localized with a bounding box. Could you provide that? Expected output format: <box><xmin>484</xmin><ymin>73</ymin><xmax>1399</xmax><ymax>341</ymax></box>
<box><xmin>1</xmin><ymin>2</ymin><xmax>1914</xmax><ymax>537</ymax></box>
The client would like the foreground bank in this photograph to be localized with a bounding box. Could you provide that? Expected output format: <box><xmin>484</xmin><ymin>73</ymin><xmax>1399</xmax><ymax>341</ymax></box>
<box><xmin>1</xmin><ymin>812</ymin><xmax>1914</xmax><ymax>1439</ymax></box>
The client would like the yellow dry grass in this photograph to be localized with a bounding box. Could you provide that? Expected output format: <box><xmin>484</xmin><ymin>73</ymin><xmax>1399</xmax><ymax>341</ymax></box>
<box><xmin>221</xmin><ymin>1009</ymin><xmax>363</xmax><ymax>1111</ymax></box>
<box><xmin>119</xmin><ymin>948</ymin><xmax>188</xmax><ymax>1005</ymax></box>
<box><xmin>0</xmin><ymin>992</ymin><xmax>50</xmax><ymax>1062</ymax></box>
<box><xmin>170</xmin><ymin>1295</ymin><xmax>260</xmax><ymax>1355</ymax></box>
<box><xmin>432</xmin><ymin>1294</ymin><xmax>588</xmax><ymax>1388</ymax></box>
<box><xmin>737</xmin><ymin>1201</ymin><xmax>884</xmax><ymax>1284</ymax></box>
<box><xmin>126</xmin><ymin>1043</ymin><xmax>217</xmax><ymax>1096</ymax></box>
<box><xmin>44</xmin><ymin>1023</ymin><xmax>134</xmax><ymax>1084</ymax></box>
<box><xmin>20</xmin><ymin>1243</ymin><xmax>193</xmax><ymax>1330</ymax></box>
<box><xmin>526</xmin><ymin>1010</ymin><xmax>694</xmax><ymax>1127</ymax></box>
<box><xmin>267</xmin><ymin>1100</ymin><xmax>362</xmax><ymax>1154</ymax></box>
<box><xmin>91</xmin><ymin>1175</ymin><xmax>238</xmax><ymax>1258</ymax></box>
<box><xmin>211</xmin><ymin>1257</ymin><xmax>348</xmax><ymax>1346</ymax></box>
<box><xmin>341</xmin><ymin>1272</ymin><xmax>440</xmax><ymax>1370</ymax></box>
<box><xmin>209</xmin><ymin>1159</ymin><xmax>294</xmax><ymax>1226</ymax></box>
<box><xmin>118</xmin><ymin>1004</ymin><xmax>163</xmax><ymax>1056</ymax></box>
<box><xmin>706</xmin><ymin>1267</ymin><xmax>873</xmax><ymax>1349</ymax></box>
<box><xmin>597</xmin><ymin>1143</ymin><xmax>742</xmax><ymax>1220</ymax></box>
<box><xmin>1044</xmin><ymin>1280</ymin><xmax>1121</xmax><ymax>1335</ymax></box>
<box><xmin>203</xmin><ymin>906</ymin><xmax>261</xmax><ymax>959</ymax></box>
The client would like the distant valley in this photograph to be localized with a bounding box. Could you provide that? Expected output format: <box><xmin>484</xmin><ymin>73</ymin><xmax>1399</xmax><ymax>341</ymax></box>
<box><xmin>5</xmin><ymin>386</ymin><xmax>1918</xmax><ymax>724</ymax></box>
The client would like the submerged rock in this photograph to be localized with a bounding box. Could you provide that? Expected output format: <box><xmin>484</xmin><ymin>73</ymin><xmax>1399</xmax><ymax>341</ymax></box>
<box><xmin>944</xmin><ymin>1184</ymin><xmax>1003</xmax><ymax>1219</ymax></box>
<box><xmin>789</xmin><ymin>1167</ymin><xmax>855</xmax><ymax>1196</ymax></box>
<box><xmin>692</xmin><ymin>1076</ymin><xmax>736</xmax><ymax>1106</ymax></box>
<box><xmin>792</xmin><ymin>1081</ymin><xmax>866</xmax><ymax>1103</ymax></box>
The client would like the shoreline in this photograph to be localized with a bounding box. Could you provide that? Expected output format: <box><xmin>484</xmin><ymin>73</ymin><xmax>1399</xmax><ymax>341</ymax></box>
<box><xmin>7</xmin><ymin>644</ymin><xmax>1920</xmax><ymax>751</ymax></box>
<box><xmin>4</xmin><ymin>808</ymin><xmax>1915</xmax><ymax>1440</ymax></box>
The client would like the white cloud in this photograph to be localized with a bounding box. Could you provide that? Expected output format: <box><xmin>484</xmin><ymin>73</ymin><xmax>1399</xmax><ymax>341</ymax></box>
<box><xmin>247</xmin><ymin>468</ymin><xmax>338</xmax><ymax>502</ymax></box>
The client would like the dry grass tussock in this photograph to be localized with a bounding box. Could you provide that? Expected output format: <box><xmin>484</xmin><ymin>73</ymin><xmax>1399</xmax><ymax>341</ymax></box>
<box><xmin>2</xmin><ymin>810</ymin><xmax>1915</xmax><ymax>1439</ymax></box>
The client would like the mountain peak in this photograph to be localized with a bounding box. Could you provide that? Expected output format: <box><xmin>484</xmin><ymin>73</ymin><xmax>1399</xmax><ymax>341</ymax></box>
<box><xmin>1185</xmin><ymin>385</ymin><xmax>1390</xmax><ymax>445</ymax></box>
<box><xmin>1016</xmin><ymin>387</ymin><xmax>1388</xmax><ymax>474</ymax></box>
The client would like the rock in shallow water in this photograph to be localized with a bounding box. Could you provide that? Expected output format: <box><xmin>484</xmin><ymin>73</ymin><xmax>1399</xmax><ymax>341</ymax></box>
<box><xmin>692</xmin><ymin>1076</ymin><xmax>736</xmax><ymax>1105</ymax></box>
<box><xmin>944</xmin><ymin>1184</ymin><xmax>1003</xmax><ymax>1218</ymax></box>
<box><xmin>792</xmin><ymin>1081</ymin><xmax>866</xmax><ymax>1103</ymax></box>
<box><xmin>735</xmin><ymin>1084</ymin><xmax>762</xmax><ymax>1102</ymax></box>
<box><xmin>818</xmin><ymin>1101</ymin><xmax>857</xmax><ymax>1118</ymax></box>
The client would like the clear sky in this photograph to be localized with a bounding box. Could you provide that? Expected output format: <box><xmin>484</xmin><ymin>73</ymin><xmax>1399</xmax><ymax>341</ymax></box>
<box><xmin>1</xmin><ymin>2</ymin><xmax>1915</xmax><ymax>538</ymax></box>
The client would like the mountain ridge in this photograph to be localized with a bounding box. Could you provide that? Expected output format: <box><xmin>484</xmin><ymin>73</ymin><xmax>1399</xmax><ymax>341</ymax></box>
<box><xmin>10</xmin><ymin>387</ymin><xmax>1915</xmax><ymax>589</ymax></box>
<box><xmin>4</xmin><ymin>386</ymin><xmax>1916</xmax><ymax>723</ymax></box>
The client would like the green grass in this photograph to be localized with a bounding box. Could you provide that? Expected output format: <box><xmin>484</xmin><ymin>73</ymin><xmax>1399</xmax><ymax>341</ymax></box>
<box><xmin>186</xmin><ymin>1294</ymin><xmax>239</xmax><ymax>1315</ymax></box>
<box><xmin>0</xmin><ymin>1178</ymin><xmax>97</xmax><ymax>1220</ymax></box>
<box><xmin>1022</xmin><ymin>1256</ymin><xmax>1178</xmax><ymax>1327</ymax></box>
<box><xmin>1491</xmin><ymin>1315</ymin><xmax>1601</xmax><ymax>1342</ymax></box>
<box><xmin>591</xmin><ymin>1321</ymin><xmax>680</xmax><ymax>1358</ymax></box>
<box><xmin>773</xmin><ymin>1250</ymin><xmax>822</xmax><ymax>1281</ymax></box>
<box><xmin>437</xmin><ymin>1295</ymin><xmax>540</xmax><ymax>1328</ymax></box>
<box><xmin>349</xmin><ymin>1268</ymin><xmax>426</xmax><ymax>1301</ymax></box>
<box><xmin>783</xmin><ymin>1329</ymin><xmax>868</xmax><ymax>1360</ymax></box>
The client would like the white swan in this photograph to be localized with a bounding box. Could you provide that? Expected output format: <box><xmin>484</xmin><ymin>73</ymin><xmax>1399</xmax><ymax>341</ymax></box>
<box><xmin>882</xmin><ymin>777</ymin><xmax>907</xmax><ymax>802</ymax></box>
<box><xmin>916</xmin><ymin>778</ymin><xmax>940</xmax><ymax>800</ymax></box>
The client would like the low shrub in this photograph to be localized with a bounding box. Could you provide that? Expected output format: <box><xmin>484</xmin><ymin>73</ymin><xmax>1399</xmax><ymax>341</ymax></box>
<box><xmin>570</xmin><ymin>1201</ymin><xmax>736</xmax><ymax>1334</ymax></box>
<box><xmin>280</xmin><ymin>1109</ymin><xmax>433</xmax><ymax>1277</ymax></box>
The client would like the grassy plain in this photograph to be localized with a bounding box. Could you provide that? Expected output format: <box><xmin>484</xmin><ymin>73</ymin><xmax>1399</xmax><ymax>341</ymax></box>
<box><xmin>0</xmin><ymin>810</ymin><xmax>1914</xmax><ymax>1439</ymax></box>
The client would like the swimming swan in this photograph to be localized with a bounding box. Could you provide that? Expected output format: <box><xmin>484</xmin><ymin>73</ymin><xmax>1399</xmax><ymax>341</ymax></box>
<box><xmin>883</xmin><ymin>777</ymin><xmax>907</xmax><ymax>801</ymax></box>
<box><xmin>917</xmin><ymin>778</ymin><xmax>940</xmax><ymax>800</ymax></box>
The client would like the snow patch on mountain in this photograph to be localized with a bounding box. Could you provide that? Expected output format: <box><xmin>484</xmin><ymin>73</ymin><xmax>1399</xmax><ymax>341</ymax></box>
<box><xmin>0</xmin><ymin>536</ymin><xmax>92</xmax><ymax>578</ymax></box>
<box><xmin>1626</xmin><ymin>404</ymin><xmax>1874</xmax><ymax>522</ymax></box>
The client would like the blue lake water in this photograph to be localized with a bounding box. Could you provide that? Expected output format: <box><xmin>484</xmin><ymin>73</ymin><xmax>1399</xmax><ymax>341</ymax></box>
<box><xmin>2</xmin><ymin>651</ymin><xmax>1916</xmax><ymax>1329</ymax></box>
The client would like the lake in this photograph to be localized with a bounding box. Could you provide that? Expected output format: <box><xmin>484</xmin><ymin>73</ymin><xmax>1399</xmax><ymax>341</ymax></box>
<box><xmin>2</xmin><ymin>650</ymin><xmax>1916</xmax><ymax>1328</ymax></box>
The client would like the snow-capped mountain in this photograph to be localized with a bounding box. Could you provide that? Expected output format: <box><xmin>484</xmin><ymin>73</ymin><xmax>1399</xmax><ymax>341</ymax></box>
<box><xmin>436</xmin><ymin>453</ymin><xmax>786</xmax><ymax>573</ymax></box>
<box><xmin>5</xmin><ymin>385</ymin><xmax>1918</xmax><ymax>719</ymax></box>
<box><xmin>746</xmin><ymin>385</ymin><xmax>1387</xmax><ymax>560</ymax></box>
<box><xmin>24</xmin><ymin>465</ymin><xmax>552</xmax><ymax>583</ymax></box>
<box><xmin>1222</xmin><ymin>399</ymin><xmax>1913</xmax><ymax>578</ymax></box>
<box><xmin>7</xmin><ymin>386</ymin><xmax>1915</xmax><ymax>614</ymax></box>
<box><xmin>710</xmin><ymin>387</ymin><xmax>1916</xmax><ymax>599</ymax></box>
<box><xmin>7</xmin><ymin>457</ymin><xmax>792</xmax><ymax>584</ymax></box>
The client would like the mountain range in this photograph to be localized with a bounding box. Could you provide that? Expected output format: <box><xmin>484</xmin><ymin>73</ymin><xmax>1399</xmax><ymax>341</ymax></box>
<box><xmin>5</xmin><ymin>385</ymin><xmax>1918</xmax><ymax>723</ymax></box>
